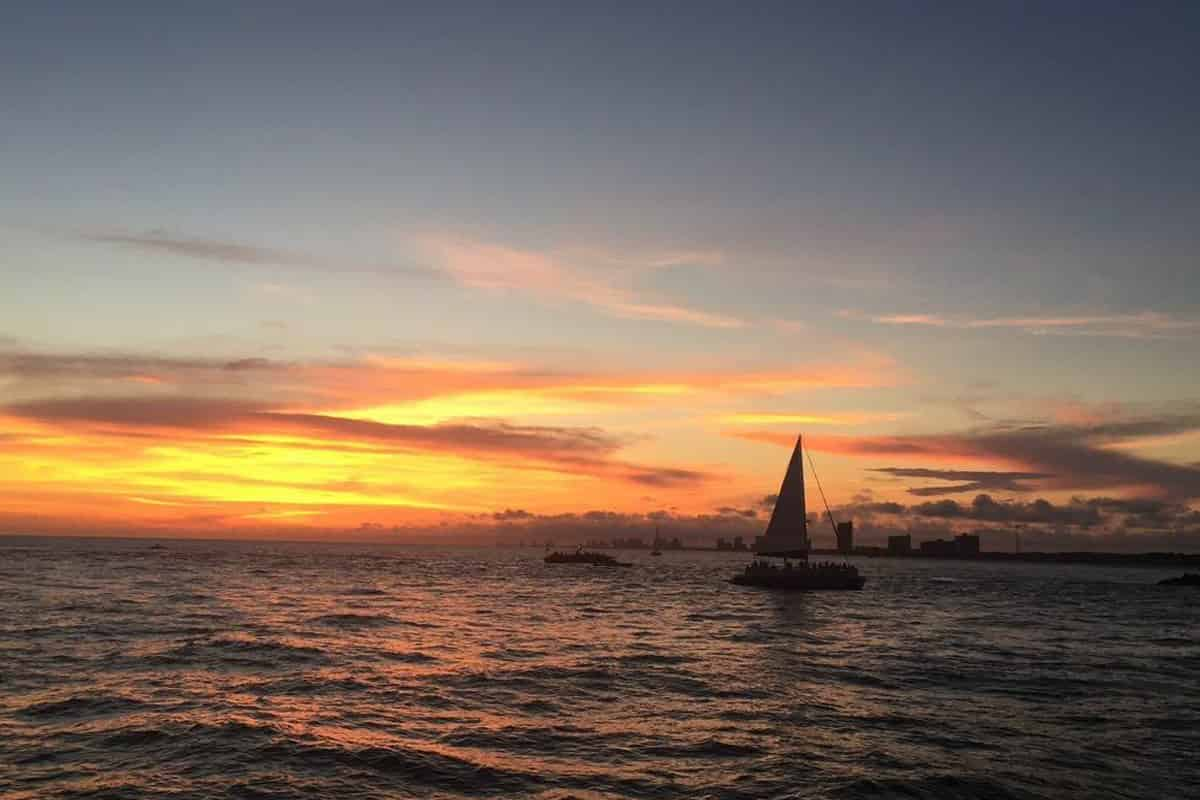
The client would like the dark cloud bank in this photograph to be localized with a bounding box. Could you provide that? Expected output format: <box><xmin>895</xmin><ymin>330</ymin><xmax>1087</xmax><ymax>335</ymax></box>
<box><xmin>338</xmin><ymin>492</ymin><xmax>1200</xmax><ymax>553</ymax></box>
<box><xmin>827</xmin><ymin>412</ymin><xmax>1200</xmax><ymax>501</ymax></box>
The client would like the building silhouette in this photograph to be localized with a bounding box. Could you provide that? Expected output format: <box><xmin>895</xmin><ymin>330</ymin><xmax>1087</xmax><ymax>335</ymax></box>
<box><xmin>919</xmin><ymin>534</ymin><xmax>981</xmax><ymax>557</ymax></box>
<box><xmin>836</xmin><ymin>521</ymin><xmax>854</xmax><ymax>554</ymax></box>
<box><xmin>919</xmin><ymin>538</ymin><xmax>957</xmax><ymax>556</ymax></box>
<box><xmin>887</xmin><ymin>534</ymin><xmax>912</xmax><ymax>555</ymax></box>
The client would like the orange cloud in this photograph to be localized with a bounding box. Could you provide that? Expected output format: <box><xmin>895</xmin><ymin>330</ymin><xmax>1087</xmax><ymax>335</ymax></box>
<box><xmin>0</xmin><ymin>342</ymin><xmax>906</xmax><ymax>533</ymax></box>
<box><xmin>0</xmin><ymin>391</ymin><xmax>720</xmax><ymax>531</ymax></box>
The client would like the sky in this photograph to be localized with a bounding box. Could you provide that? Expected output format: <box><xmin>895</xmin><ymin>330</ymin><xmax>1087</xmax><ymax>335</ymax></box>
<box><xmin>2</xmin><ymin>2</ymin><xmax>1199</xmax><ymax>548</ymax></box>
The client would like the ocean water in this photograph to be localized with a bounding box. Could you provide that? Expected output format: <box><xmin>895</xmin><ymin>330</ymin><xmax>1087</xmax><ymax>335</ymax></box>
<box><xmin>1</xmin><ymin>538</ymin><xmax>1197</xmax><ymax>800</ymax></box>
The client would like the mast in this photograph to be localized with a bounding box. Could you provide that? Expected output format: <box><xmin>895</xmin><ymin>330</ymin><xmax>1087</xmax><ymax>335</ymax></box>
<box><xmin>805</xmin><ymin>445</ymin><xmax>839</xmax><ymax>540</ymax></box>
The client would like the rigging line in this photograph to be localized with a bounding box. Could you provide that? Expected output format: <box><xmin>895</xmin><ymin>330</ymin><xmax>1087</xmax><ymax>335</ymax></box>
<box><xmin>805</xmin><ymin>444</ymin><xmax>839</xmax><ymax>539</ymax></box>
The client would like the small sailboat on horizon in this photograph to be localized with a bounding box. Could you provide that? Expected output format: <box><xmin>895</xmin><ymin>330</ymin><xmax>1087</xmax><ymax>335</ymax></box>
<box><xmin>731</xmin><ymin>434</ymin><xmax>865</xmax><ymax>590</ymax></box>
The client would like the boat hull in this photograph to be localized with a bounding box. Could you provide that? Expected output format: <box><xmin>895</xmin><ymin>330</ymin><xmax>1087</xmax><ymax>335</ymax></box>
<box><xmin>544</xmin><ymin>551</ymin><xmax>632</xmax><ymax>567</ymax></box>
<box><xmin>730</xmin><ymin>572</ymin><xmax>865</xmax><ymax>591</ymax></box>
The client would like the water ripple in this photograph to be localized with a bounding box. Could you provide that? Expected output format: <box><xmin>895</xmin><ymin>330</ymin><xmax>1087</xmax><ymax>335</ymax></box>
<box><xmin>1</xmin><ymin>538</ymin><xmax>1197</xmax><ymax>799</ymax></box>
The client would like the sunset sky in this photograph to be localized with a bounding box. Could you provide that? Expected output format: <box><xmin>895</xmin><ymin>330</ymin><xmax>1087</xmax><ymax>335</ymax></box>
<box><xmin>3</xmin><ymin>3</ymin><xmax>1199</xmax><ymax>546</ymax></box>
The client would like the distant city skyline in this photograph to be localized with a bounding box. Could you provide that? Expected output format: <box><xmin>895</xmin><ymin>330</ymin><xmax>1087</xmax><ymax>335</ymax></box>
<box><xmin>2</xmin><ymin>2</ymin><xmax>1198</xmax><ymax>548</ymax></box>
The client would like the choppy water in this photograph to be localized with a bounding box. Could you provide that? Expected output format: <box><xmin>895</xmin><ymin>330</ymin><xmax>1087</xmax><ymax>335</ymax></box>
<box><xmin>1</xmin><ymin>538</ymin><xmax>1197</xmax><ymax>799</ymax></box>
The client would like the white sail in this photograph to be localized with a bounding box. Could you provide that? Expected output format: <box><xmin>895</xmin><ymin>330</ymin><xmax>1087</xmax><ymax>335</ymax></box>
<box><xmin>755</xmin><ymin>434</ymin><xmax>810</xmax><ymax>557</ymax></box>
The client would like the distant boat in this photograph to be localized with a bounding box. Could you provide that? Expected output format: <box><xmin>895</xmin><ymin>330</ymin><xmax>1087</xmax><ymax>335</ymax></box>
<box><xmin>731</xmin><ymin>434</ymin><xmax>865</xmax><ymax>591</ymax></box>
<box><xmin>545</xmin><ymin>547</ymin><xmax>632</xmax><ymax>567</ymax></box>
<box><xmin>651</xmin><ymin>525</ymin><xmax>663</xmax><ymax>556</ymax></box>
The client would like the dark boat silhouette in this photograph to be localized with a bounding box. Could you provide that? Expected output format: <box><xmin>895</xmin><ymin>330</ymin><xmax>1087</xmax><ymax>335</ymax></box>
<box><xmin>651</xmin><ymin>525</ymin><xmax>663</xmax><ymax>556</ymax></box>
<box><xmin>545</xmin><ymin>547</ymin><xmax>632</xmax><ymax>567</ymax></box>
<box><xmin>1158</xmin><ymin>573</ymin><xmax>1200</xmax><ymax>587</ymax></box>
<box><xmin>730</xmin><ymin>433</ymin><xmax>865</xmax><ymax>591</ymax></box>
<box><xmin>732</xmin><ymin>558</ymin><xmax>865</xmax><ymax>590</ymax></box>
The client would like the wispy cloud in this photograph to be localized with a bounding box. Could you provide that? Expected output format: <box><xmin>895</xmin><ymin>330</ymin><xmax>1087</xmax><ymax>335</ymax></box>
<box><xmin>78</xmin><ymin>229</ymin><xmax>441</xmax><ymax>280</ymax></box>
<box><xmin>420</xmin><ymin>236</ymin><xmax>744</xmax><ymax>328</ymax></box>
<box><xmin>0</xmin><ymin>344</ymin><xmax>901</xmax><ymax>413</ymax></box>
<box><xmin>0</xmin><ymin>347</ymin><xmax>287</xmax><ymax>389</ymax></box>
<box><xmin>83</xmin><ymin>230</ymin><xmax>310</xmax><ymax>266</ymax></box>
<box><xmin>718</xmin><ymin>411</ymin><xmax>905</xmax><ymax>427</ymax></box>
<box><xmin>604</xmin><ymin>301</ymin><xmax>742</xmax><ymax>328</ymax></box>
<box><xmin>841</xmin><ymin>309</ymin><xmax>1200</xmax><ymax>339</ymax></box>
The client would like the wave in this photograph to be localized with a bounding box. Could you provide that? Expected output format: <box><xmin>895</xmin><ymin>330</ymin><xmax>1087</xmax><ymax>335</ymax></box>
<box><xmin>642</xmin><ymin>738</ymin><xmax>760</xmax><ymax>758</ymax></box>
<box><xmin>149</xmin><ymin>635</ymin><xmax>326</xmax><ymax>667</ymax></box>
<box><xmin>616</xmin><ymin>652</ymin><xmax>696</xmax><ymax>666</ymax></box>
<box><xmin>235</xmin><ymin>674</ymin><xmax>377</xmax><ymax>697</ymax></box>
<box><xmin>100</xmin><ymin>727</ymin><xmax>171</xmax><ymax>747</ymax></box>
<box><xmin>392</xmin><ymin>617</ymin><xmax>441</xmax><ymax>628</ymax></box>
<box><xmin>256</xmin><ymin>739</ymin><xmax>538</xmax><ymax>794</ymax></box>
<box><xmin>517</xmin><ymin>698</ymin><xmax>560</xmax><ymax>715</ymax></box>
<box><xmin>310</xmin><ymin>612</ymin><xmax>396</xmax><ymax>629</ymax></box>
<box><xmin>377</xmin><ymin>650</ymin><xmax>439</xmax><ymax>664</ymax></box>
<box><xmin>482</xmin><ymin>647</ymin><xmax>548</xmax><ymax>661</ymax></box>
<box><xmin>439</xmin><ymin>725</ymin><xmax>629</xmax><ymax>754</ymax></box>
<box><xmin>18</xmin><ymin>693</ymin><xmax>146</xmax><ymax>719</ymax></box>
<box><xmin>163</xmin><ymin>592</ymin><xmax>213</xmax><ymax>604</ymax></box>
<box><xmin>822</xmin><ymin>774</ymin><xmax>1042</xmax><ymax>800</ymax></box>
<box><xmin>455</xmin><ymin>664</ymin><xmax>619</xmax><ymax>688</ymax></box>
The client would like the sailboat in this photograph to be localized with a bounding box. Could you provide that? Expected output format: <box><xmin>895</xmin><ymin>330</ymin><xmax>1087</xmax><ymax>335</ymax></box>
<box><xmin>731</xmin><ymin>434</ymin><xmax>865</xmax><ymax>590</ymax></box>
<box><xmin>651</xmin><ymin>525</ymin><xmax>663</xmax><ymax>556</ymax></box>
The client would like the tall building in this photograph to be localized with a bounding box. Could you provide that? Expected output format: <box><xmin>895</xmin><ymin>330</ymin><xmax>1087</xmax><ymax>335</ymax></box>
<box><xmin>836</xmin><ymin>521</ymin><xmax>854</xmax><ymax>554</ymax></box>
<box><xmin>955</xmin><ymin>533</ymin><xmax>980</xmax><ymax>556</ymax></box>
<box><xmin>887</xmin><ymin>534</ymin><xmax>911</xmax><ymax>555</ymax></box>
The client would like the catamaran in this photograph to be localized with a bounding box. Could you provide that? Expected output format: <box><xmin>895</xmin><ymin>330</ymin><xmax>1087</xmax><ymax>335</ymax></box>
<box><xmin>731</xmin><ymin>434</ymin><xmax>865</xmax><ymax>590</ymax></box>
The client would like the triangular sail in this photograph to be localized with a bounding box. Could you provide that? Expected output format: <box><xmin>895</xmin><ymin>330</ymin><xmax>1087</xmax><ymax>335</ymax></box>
<box><xmin>756</xmin><ymin>434</ymin><xmax>810</xmax><ymax>557</ymax></box>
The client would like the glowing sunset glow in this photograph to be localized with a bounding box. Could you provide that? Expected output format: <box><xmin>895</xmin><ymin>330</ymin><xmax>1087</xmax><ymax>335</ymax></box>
<box><xmin>1</xmin><ymin>3</ymin><xmax>1197</xmax><ymax>549</ymax></box>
